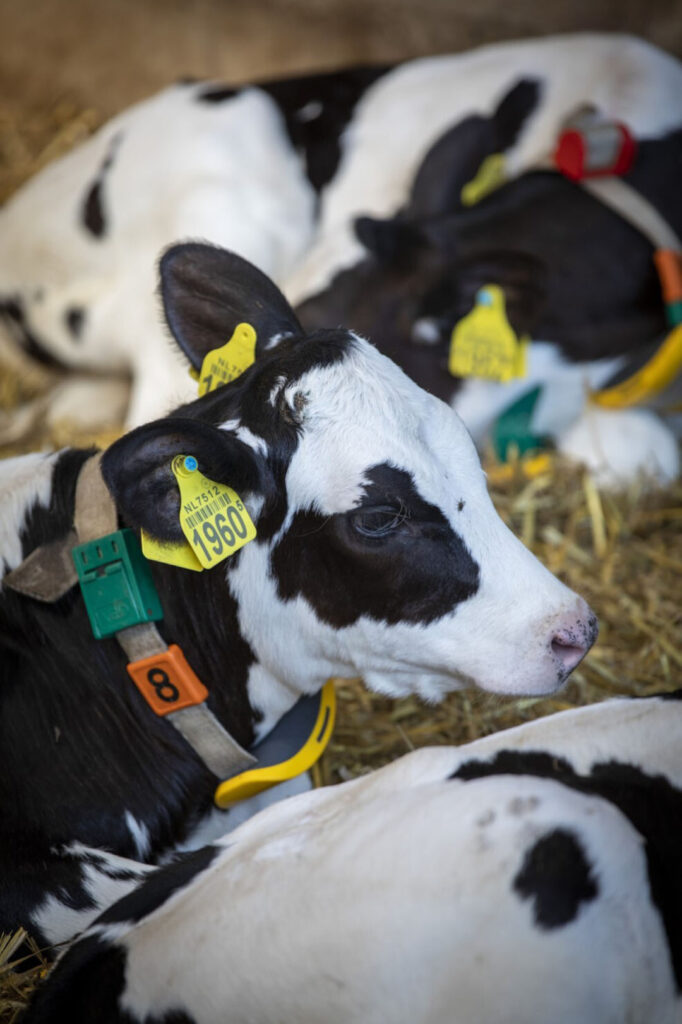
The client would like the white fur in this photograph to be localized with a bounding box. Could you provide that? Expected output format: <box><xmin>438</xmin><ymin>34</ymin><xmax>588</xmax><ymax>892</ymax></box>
<box><xmin>3</xmin><ymin>36</ymin><xmax>680</xmax><ymax>437</ymax></box>
<box><xmin>285</xmin><ymin>34</ymin><xmax>682</xmax><ymax>303</ymax></box>
<box><xmin>0</xmin><ymin>84</ymin><xmax>316</xmax><ymax>426</ymax></box>
<box><xmin>0</xmin><ymin>451</ymin><xmax>59</xmax><ymax>576</ymax></box>
<box><xmin>229</xmin><ymin>336</ymin><xmax>592</xmax><ymax>702</ymax></box>
<box><xmin>559</xmin><ymin>403</ymin><xmax>680</xmax><ymax>487</ymax></box>
<box><xmin>124</xmin><ymin>811</ymin><xmax>152</xmax><ymax>860</ymax></box>
<box><xmin>70</xmin><ymin>696</ymin><xmax>680</xmax><ymax>1024</ymax></box>
<box><xmin>30</xmin><ymin>844</ymin><xmax>154</xmax><ymax>947</ymax></box>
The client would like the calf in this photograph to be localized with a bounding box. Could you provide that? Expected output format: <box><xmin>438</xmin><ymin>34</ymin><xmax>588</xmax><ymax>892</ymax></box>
<box><xmin>23</xmin><ymin>692</ymin><xmax>682</xmax><ymax>1024</ymax></box>
<box><xmin>0</xmin><ymin>34</ymin><xmax>678</xmax><ymax>431</ymax></box>
<box><xmin>0</xmin><ymin>244</ymin><xmax>596</xmax><ymax>950</ymax></box>
<box><xmin>297</xmin><ymin>112</ymin><xmax>682</xmax><ymax>485</ymax></box>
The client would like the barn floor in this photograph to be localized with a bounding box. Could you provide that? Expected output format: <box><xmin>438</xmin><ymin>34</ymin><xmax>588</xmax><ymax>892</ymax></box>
<box><xmin>1</xmin><ymin>0</ymin><xmax>681</xmax><ymax>1016</ymax></box>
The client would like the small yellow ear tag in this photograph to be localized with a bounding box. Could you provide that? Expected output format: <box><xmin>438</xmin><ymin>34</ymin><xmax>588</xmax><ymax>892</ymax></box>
<box><xmin>195</xmin><ymin>323</ymin><xmax>257</xmax><ymax>395</ymax></box>
<box><xmin>460</xmin><ymin>153</ymin><xmax>507</xmax><ymax>207</ymax></box>
<box><xmin>449</xmin><ymin>285</ymin><xmax>528</xmax><ymax>383</ymax></box>
<box><xmin>172</xmin><ymin>455</ymin><xmax>257</xmax><ymax>570</ymax></box>
<box><xmin>140</xmin><ymin>531</ymin><xmax>204</xmax><ymax>572</ymax></box>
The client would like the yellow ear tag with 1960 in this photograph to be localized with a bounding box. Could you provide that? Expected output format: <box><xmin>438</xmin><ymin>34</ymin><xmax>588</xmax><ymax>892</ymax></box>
<box><xmin>449</xmin><ymin>285</ymin><xmax>528</xmax><ymax>383</ymax></box>
<box><xmin>192</xmin><ymin>323</ymin><xmax>257</xmax><ymax>395</ymax></box>
<box><xmin>171</xmin><ymin>455</ymin><xmax>256</xmax><ymax>569</ymax></box>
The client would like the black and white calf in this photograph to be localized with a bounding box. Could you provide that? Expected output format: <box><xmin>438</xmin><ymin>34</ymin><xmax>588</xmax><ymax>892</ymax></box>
<box><xmin>297</xmin><ymin>110</ymin><xmax>682</xmax><ymax>486</ymax></box>
<box><xmin>0</xmin><ymin>33</ymin><xmax>679</xmax><ymax>431</ymax></box>
<box><xmin>0</xmin><ymin>244</ymin><xmax>596</xmax><ymax>950</ymax></box>
<box><xmin>23</xmin><ymin>692</ymin><xmax>682</xmax><ymax>1024</ymax></box>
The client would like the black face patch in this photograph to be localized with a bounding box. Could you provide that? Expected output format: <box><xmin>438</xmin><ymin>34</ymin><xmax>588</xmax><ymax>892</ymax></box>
<box><xmin>513</xmin><ymin>827</ymin><xmax>598</xmax><ymax>929</ymax></box>
<box><xmin>65</xmin><ymin>306</ymin><xmax>86</xmax><ymax>340</ymax></box>
<box><xmin>258</xmin><ymin>66</ymin><xmax>390</xmax><ymax>192</ymax></box>
<box><xmin>270</xmin><ymin>463</ymin><xmax>480</xmax><ymax>627</ymax></box>
<box><xmin>99</xmin><ymin>845</ymin><xmax>220</xmax><ymax>925</ymax></box>
<box><xmin>451</xmin><ymin>750</ymin><xmax>682</xmax><ymax>990</ymax></box>
<box><xmin>81</xmin><ymin>133</ymin><xmax>122</xmax><ymax>239</ymax></box>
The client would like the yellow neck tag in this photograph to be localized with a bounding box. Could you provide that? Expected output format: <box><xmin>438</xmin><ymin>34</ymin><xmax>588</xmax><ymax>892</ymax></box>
<box><xmin>172</xmin><ymin>455</ymin><xmax>257</xmax><ymax>569</ymax></box>
<box><xmin>141</xmin><ymin>530</ymin><xmax>204</xmax><ymax>572</ymax></box>
<box><xmin>449</xmin><ymin>285</ymin><xmax>528</xmax><ymax>383</ymax></box>
<box><xmin>196</xmin><ymin>323</ymin><xmax>257</xmax><ymax>396</ymax></box>
<box><xmin>590</xmin><ymin>323</ymin><xmax>682</xmax><ymax>409</ymax></box>
<box><xmin>460</xmin><ymin>152</ymin><xmax>507</xmax><ymax>207</ymax></box>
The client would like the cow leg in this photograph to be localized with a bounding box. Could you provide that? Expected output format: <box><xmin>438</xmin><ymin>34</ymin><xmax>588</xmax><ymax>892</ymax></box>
<box><xmin>558</xmin><ymin>403</ymin><xmax>679</xmax><ymax>488</ymax></box>
<box><xmin>1</xmin><ymin>843</ymin><xmax>155</xmax><ymax>954</ymax></box>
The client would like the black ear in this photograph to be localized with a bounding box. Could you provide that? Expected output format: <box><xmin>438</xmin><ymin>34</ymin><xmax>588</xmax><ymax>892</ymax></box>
<box><xmin>160</xmin><ymin>243</ymin><xmax>303</xmax><ymax>371</ymax></box>
<box><xmin>101</xmin><ymin>417</ymin><xmax>270</xmax><ymax>542</ymax></box>
<box><xmin>491</xmin><ymin>77</ymin><xmax>542</xmax><ymax>151</ymax></box>
<box><xmin>354</xmin><ymin>215</ymin><xmax>427</xmax><ymax>267</ymax></box>
<box><xmin>407</xmin><ymin>115</ymin><xmax>497</xmax><ymax>219</ymax></box>
<box><xmin>405</xmin><ymin>77</ymin><xmax>541</xmax><ymax>220</ymax></box>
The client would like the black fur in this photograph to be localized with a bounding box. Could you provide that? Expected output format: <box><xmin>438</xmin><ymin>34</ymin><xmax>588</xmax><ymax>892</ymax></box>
<box><xmin>98</xmin><ymin>845</ymin><xmax>220</xmax><ymax>925</ymax></box>
<box><xmin>81</xmin><ymin>133</ymin><xmax>122</xmax><ymax>239</ymax></box>
<box><xmin>513</xmin><ymin>827</ymin><xmax>598</xmax><ymax>929</ymax></box>
<box><xmin>271</xmin><ymin>463</ymin><xmax>480</xmax><ymax>626</ymax></box>
<box><xmin>258</xmin><ymin>66</ymin><xmax>390</xmax><ymax>191</ymax></box>
<box><xmin>65</xmin><ymin>306</ymin><xmax>85</xmax><ymax>340</ymax></box>
<box><xmin>297</xmin><ymin>124</ymin><xmax>682</xmax><ymax>405</ymax></box>
<box><xmin>451</xmin><ymin>749</ymin><xmax>682</xmax><ymax>990</ymax></box>
<box><xmin>0</xmin><ymin>297</ymin><xmax>64</xmax><ymax>368</ymax></box>
<box><xmin>160</xmin><ymin>242</ymin><xmax>302</xmax><ymax>371</ymax></box>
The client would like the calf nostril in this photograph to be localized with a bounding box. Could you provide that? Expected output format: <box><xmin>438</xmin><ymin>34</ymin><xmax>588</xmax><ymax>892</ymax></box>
<box><xmin>551</xmin><ymin>634</ymin><xmax>588</xmax><ymax>673</ymax></box>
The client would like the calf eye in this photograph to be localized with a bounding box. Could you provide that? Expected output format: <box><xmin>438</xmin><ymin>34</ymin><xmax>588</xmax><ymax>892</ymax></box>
<box><xmin>350</xmin><ymin>505</ymin><xmax>406</xmax><ymax>538</ymax></box>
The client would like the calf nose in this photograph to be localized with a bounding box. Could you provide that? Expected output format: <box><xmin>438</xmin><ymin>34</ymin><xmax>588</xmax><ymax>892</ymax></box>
<box><xmin>550</xmin><ymin>610</ymin><xmax>598</xmax><ymax>676</ymax></box>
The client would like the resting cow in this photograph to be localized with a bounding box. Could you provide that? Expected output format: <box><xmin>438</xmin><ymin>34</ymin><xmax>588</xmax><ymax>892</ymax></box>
<box><xmin>22</xmin><ymin>691</ymin><xmax>682</xmax><ymax>1024</ymax></box>
<box><xmin>0</xmin><ymin>244</ymin><xmax>596</xmax><ymax>950</ymax></box>
<box><xmin>297</xmin><ymin>111</ymin><xmax>682</xmax><ymax>486</ymax></box>
<box><xmin>0</xmin><ymin>34</ymin><xmax>678</xmax><ymax>432</ymax></box>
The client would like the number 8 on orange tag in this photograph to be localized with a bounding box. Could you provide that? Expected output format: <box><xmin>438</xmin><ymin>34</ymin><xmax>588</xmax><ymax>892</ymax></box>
<box><xmin>127</xmin><ymin>645</ymin><xmax>208</xmax><ymax>716</ymax></box>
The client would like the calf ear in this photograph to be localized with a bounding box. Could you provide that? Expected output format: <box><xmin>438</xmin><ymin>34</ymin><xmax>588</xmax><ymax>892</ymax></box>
<box><xmin>406</xmin><ymin>77</ymin><xmax>541</xmax><ymax>220</ymax></box>
<box><xmin>101</xmin><ymin>417</ymin><xmax>270</xmax><ymax>541</ymax></box>
<box><xmin>407</xmin><ymin>115</ymin><xmax>497</xmax><ymax>219</ymax></box>
<box><xmin>160</xmin><ymin>243</ymin><xmax>303</xmax><ymax>372</ymax></box>
<box><xmin>354</xmin><ymin>216</ymin><xmax>428</xmax><ymax>267</ymax></box>
<box><xmin>492</xmin><ymin>77</ymin><xmax>541</xmax><ymax>151</ymax></box>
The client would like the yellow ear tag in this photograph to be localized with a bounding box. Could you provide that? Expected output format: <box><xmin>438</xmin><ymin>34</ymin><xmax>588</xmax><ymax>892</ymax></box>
<box><xmin>449</xmin><ymin>285</ymin><xmax>528</xmax><ymax>383</ymax></box>
<box><xmin>140</xmin><ymin>530</ymin><xmax>204</xmax><ymax>572</ymax></box>
<box><xmin>460</xmin><ymin>153</ymin><xmax>507</xmax><ymax>207</ymax></box>
<box><xmin>172</xmin><ymin>455</ymin><xmax>257</xmax><ymax>569</ymax></box>
<box><xmin>195</xmin><ymin>323</ymin><xmax>257</xmax><ymax>396</ymax></box>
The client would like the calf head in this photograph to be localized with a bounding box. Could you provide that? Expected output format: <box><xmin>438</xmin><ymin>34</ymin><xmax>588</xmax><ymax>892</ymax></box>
<box><xmin>296</xmin><ymin>79</ymin><xmax>549</xmax><ymax>398</ymax></box>
<box><xmin>103</xmin><ymin>243</ymin><xmax>596</xmax><ymax>702</ymax></box>
<box><xmin>297</xmin><ymin>91</ymin><xmax>678</xmax><ymax>382</ymax></box>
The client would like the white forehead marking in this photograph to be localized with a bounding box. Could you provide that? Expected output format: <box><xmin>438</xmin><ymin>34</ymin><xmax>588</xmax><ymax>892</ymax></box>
<box><xmin>284</xmin><ymin>335</ymin><xmax>486</xmax><ymax>518</ymax></box>
<box><xmin>0</xmin><ymin>450</ymin><xmax>60</xmax><ymax>578</ymax></box>
<box><xmin>220</xmin><ymin>419</ymin><xmax>268</xmax><ymax>456</ymax></box>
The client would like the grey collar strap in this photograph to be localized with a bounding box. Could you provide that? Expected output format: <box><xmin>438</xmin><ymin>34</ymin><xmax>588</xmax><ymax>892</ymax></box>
<box><xmin>5</xmin><ymin>452</ymin><xmax>256</xmax><ymax>781</ymax></box>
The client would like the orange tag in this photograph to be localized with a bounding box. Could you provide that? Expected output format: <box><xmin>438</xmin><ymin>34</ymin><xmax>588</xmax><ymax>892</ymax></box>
<box><xmin>654</xmin><ymin>249</ymin><xmax>682</xmax><ymax>304</ymax></box>
<box><xmin>127</xmin><ymin>644</ymin><xmax>208</xmax><ymax>717</ymax></box>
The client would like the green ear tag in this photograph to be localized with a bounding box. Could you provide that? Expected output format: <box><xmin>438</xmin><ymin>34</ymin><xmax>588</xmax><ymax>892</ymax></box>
<box><xmin>196</xmin><ymin>323</ymin><xmax>257</xmax><ymax>395</ymax></box>
<box><xmin>460</xmin><ymin>152</ymin><xmax>507</xmax><ymax>207</ymax></box>
<box><xmin>172</xmin><ymin>455</ymin><xmax>257</xmax><ymax>569</ymax></box>
<box><xmin>449</xmin><ymin>285</ymin><xmax>528</xmax><ymax>383</ymax></box>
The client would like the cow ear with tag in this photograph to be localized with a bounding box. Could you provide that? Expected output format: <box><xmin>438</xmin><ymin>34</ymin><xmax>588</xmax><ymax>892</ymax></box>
<box><xmin>160</xmin><ymin>243</ymin><xmax>304</xmax><ymax>373</ymax></box>
<box><xmin>101</xmin><ymin>416</ymin><xmax>271</xmax><ymax>543</ymax></box>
